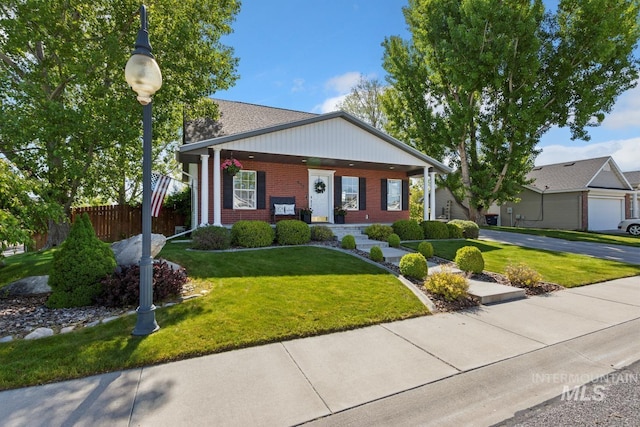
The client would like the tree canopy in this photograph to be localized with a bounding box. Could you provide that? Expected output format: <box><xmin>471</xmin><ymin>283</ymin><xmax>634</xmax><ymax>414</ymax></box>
<box><xmin>336</xmin><ymin>75</ymin><xmax>387</xmax><ymax>130</ymax></box>
<box><xmin>0</xmin><ymin>0</ymin><xmax>239</xmax><ymax>245</ymax></box>
<box><xmin>382</xmin><ymin>0</ymin><xmax>640</xmax><ymax>221</ymax></box>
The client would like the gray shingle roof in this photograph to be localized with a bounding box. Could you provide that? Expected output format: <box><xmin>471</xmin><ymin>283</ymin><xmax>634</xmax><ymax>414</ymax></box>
<box><xmin>184</xmin><ymin>99</ymin><xmax>317</xmax><ymax>143</ymax></box>
<box><xmin>527</xmin><ymin>157</ymin><xmax>618</xmax><ymax>192</ymax></box>
<box><xmin>624</xmin><ymin>171</ymin><xmax>640</xmax><ymax>188</ymax></box>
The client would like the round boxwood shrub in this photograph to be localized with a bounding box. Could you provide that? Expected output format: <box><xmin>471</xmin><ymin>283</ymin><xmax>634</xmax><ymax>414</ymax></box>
<box><xmin>425</xmin><ymin>268</ymin><xmax>469</xmax><ymax>301</ymax></box>
<box><xmin>446</xmin><ymin>222</ymin><xmax>464</xmax><ymax>239</ymax></box>
<box><xmin>454</xmin><ymin>246</ymin><xmax>485</xmax><ymax>274</ymax></box>
<box><xmin>47</xmin><ymin>213</ymin><xmax>116</xmax><ymax>308</ymax></box>
<box><xmin>191</xmin><ymin>225</ymin><xmax>231</xmax><ymax>250</ymax></box>
<box><xmin>341</xmin><ymin>234</ymin><xmax>356</xmax><ymax>249</ymax></box>
<box><xmin>417</xmin><ymin>241</ymin><xmax>434</xmax><ymax>259</ymax></box>
<box><xmin>399</xmin><ymin>253</ymin><xmax>428</xmax><ymax>279</ymax></box>
<box><xmin>231</xmin><ymin>220</ymin><xmax>275</xmax><ymax>248</ymax></box>
<box><xmin>276</xmin><ymin>220</ymin><xmax>311</xmax><ymax>245</ymax></box>
<box><xmin>387</xmin><ymin>233</ymin><xmax>401</xmax><ymax>248</ymax></box>
<box><xmin>310</xmin><ymin>225</ymin><xmax>334</xmax><ymax>241</ymax></box>
<box><xmin>364</xmin><ymin>224</ymin><xmax>394</xmax><ymax>241</ymax></box>
<box><xmin>420</xmin><ymin>220</ymin><xmax>449</xmax><ymax>239</ymax></box>
<box><xmin>97</xmin><ymin>261</ymin><xmax>188</xmax><ymax>307</ymax></box>
<box><xmin>369</xmin><ymin>246</ymin><xmax>384</xmax><ymax>262</ymax></box>
<box><xmin>392</xmin><ymin>219</ymin><xmax>424</xmax><ymax>240</ymax></box>
<box><xmin>448</xmin><ymin>220</ymin><xmax>480</xmax><ymax>239</ymax></box>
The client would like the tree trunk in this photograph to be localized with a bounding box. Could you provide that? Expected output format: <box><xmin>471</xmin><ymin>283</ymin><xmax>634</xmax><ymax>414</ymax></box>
<box><xmin>44</xmin><ymin>218</ymin><xmax>71</xmax><ymax>248</ymax></box>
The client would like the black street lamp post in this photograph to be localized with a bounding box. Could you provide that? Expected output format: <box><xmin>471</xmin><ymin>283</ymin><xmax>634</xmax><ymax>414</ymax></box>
<box><xmin>125</xmin><ymin>4</ymin><xmax>162</xmax><ymax>336</ymax></box>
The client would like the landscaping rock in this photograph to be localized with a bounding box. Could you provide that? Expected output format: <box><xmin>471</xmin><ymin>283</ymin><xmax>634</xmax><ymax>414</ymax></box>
<box><xmin>60</xmin><ymin>326</ymin><xmax>75</xmax><ymax>334</ymax></box>
<box><xmin>111</xmin><ymin>234</ymin><xmax>167</xmax><ymax>267</ymax></box>
<box><xmin>24</xmin><ymin>328</ymin><xmax>54</xmax><ymax>340</ymax></box>
<box><xmin>1</xmin><ymin>276</ymin><xmax>51</xmax><ymax>298</ymax></box>
<box><xmin>0</xmin><ymin>336</ymin><xmax>13</xmax><ymax>343</ymax></box>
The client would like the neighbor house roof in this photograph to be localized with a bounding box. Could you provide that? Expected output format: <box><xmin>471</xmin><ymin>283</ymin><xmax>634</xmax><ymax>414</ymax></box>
<box><xmin>184</xmin><ymin>99</ymin><xmax>317</xmax><ymax>143</ymax></box>
<box><xmin>526</xmin><ymin>156</ymin><xmax>632</xmax><ymax>193</ymax></box>
<box><xmin>623</xmin><ymin>171</ymin><xmax>640</xmax><ymax>188</ymax></box>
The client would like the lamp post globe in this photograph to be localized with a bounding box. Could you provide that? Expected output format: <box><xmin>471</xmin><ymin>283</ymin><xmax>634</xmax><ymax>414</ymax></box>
<box><xmin>126</xmin><ymin>4</ymin><xmax>161</xmax><ymax>336</ymax></box>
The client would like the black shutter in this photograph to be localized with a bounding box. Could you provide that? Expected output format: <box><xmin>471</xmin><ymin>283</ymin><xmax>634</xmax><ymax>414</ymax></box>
<box><xmin>223</xmin><ymin>172</ymin><xmax>233</xmax><ymax>209</ymax></box>
<box><xmin>257</xmin><ymin>171</ymin><xmax>266</xmax><ymax>209</ymax></box>
<box><xmin>381</xmin><ymin>179</ymin><xmax>387</xmax><ymax>211</ymax></box>
<box><xmin>334</xmin><ymin>175</ymin><xmax>342</xmax><ymax>207</ymax></box>
<box><xmin>359</xmin><ymin>177</ymin><xmax>366</xmax><ymax>210</ymax></box>
<box><xmin>402</xmin><ymin>179</ymin><xmax>409</xmax><ymax>211</ymax></box>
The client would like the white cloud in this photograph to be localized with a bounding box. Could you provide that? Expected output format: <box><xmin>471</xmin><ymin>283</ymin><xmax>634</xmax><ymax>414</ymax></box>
<box><xmin>602</xmin><ymin>81</ymin><xmax>640</xmax><ymax>130</ymax></box>
<box><xmin>313</xmin><ymin>95</ymin><xmax>347</xmax><ymax>114</ymax></box>
<box><xmin>536</xmin><ymin>137</ymin><xmax>640</xmax><ymax>172</ymax></box>
<box><xmin>290</xmin><ymin>78</ymin><xmax>305</xmax><ymax>93</ymax></box>
<box><xmin>324</xmin><ymin>71</ymin><xmax>361</xmax><ymax>93</ymax></box>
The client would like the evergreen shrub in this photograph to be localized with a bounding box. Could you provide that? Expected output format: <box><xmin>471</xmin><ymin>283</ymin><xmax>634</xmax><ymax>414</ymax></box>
<box><xmin>341</xmin><ymin>234</ymin><xmax>356</xmax><ymax>249</ymax></box>
<box><xmin>369</xmin><ymin>246</ymin><xmax>384</xmax><ymax>262</ymax></box>
<box><xmin>425</xmin><ymin>268</ymin><xmax>469</xmax><ymax>301</ymax></box>
<box><xmin>421</xmin><ymin>220</ymin><xmax>449</xmax><ymax>239</ymax></box>
<box><xmin>399</xmin><ymin>253</ymin><xmax>428</xmax><ymax>279</ymax></box>
<box><xmin>276</xmin><ymin>220</ymin><xmax>311</xmax><ymax>245</ymax></box>
<box><xmin>310</xmin><ymin>225</ymin><xmax>334</xmax><ymax>241</ymax></box>
<box><xmin>505</xmin><ymin>263</ymin><xmax>543</xmax><ymax>287</ymax></box>
<box><xmin>454</xmin><ymin>246</ymin><xmax>485</xmax><ymax>274</ymax></box>
<box><xmin>364</xmin><ymin>224</ymin><xmax>394</xmax><ymax>241</ymax></box>
<box><xmin>448</xmin><ymin>220</ymin><xmax>480</xmax><ymax>239</ymax></box>
<box><xmin>231</xmin><ymin>220</ymin><xmax>275</xmax><ymax>248</ymax></box>
<box><xmin>191</xmin><ymin>225</ymin><xmax>231</xmax><ymax>250</ymax></box>
<box><xmin>417</xmin><ymin>241</ymin><xmax>434</xmax><ymax>258</ymax></box>
<box><xmin>392</xmin><ymin>219</ymin><xmax>424</xmax><ymax>240</ymax></box>
<box><xmin>387</xmin><ymin>233</ymin><xmax>401</xmax><ymax>248</ymax></box>
<box><xmin>446</xmin><ymin>223</ymin><xmax>464</xmax><ymax>239</ymax></box>
<box><xmin>47</xmin><ymin>213</ymin><xmax>116</xmax><ymax>308</ymax></box>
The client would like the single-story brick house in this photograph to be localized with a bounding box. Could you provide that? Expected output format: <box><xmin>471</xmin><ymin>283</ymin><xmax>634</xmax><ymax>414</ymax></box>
<box><xmin>178</xmin><ymin>100</ymin><xmax>451</xmax><ymax>227</ymax></box>
<box><xmin>499</xmin><ymin>156</ymin><xmax>635</xmax><ymax>231</ymax></box>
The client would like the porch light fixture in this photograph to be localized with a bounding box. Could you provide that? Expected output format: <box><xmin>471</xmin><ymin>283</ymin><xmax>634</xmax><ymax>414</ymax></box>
<box><xmin>125</xmin><ymin>4</ymin><xmax>162</xmax><ymax>336</ymax></box>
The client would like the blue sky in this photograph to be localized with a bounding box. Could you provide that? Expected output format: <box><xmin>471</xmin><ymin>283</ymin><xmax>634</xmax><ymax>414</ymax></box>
<box><xmin>216</xmin><ymin>1</ymin><xmax>640</xmax><ymax>172</ymax></box>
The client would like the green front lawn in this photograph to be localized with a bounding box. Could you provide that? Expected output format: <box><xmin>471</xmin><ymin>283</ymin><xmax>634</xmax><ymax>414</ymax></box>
<box><xmin>486</xmin><ymin>226</ymin><xmax>640</xmax><ymax>247</ymax></box>
<box><xmin>0</xmin><ymin>245</ymin><xmax>427</xmax><ymax>390</ymax></box>
<box><xmin>403</xmin><ymin>240</ymin><xmax>640</xmax><ymax>287</ymax></box>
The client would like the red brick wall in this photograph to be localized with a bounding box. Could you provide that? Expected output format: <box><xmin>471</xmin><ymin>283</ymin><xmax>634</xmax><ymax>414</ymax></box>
<box><xmin>198</xmin><ymin>158</ymin><xmax>411</xmax><ymax>225</ymax></box>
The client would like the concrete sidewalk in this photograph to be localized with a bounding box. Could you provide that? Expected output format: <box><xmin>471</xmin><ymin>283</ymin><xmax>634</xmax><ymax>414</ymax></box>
<box><xmin>1</xmin><ymin>277</ymin><xmax>638</xmax><ymax>426</ymax></box>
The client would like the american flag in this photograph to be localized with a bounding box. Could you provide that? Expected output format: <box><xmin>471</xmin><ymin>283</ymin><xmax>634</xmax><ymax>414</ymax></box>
<box><xmin>151</xmin><ymin>173</ymin><xmax>171</xmax><ymax>217</ymax></box>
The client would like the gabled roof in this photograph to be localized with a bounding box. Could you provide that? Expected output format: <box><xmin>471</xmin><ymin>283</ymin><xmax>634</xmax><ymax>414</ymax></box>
<box><xmin>184</xmin><ymin>99</ymin><xmax>317</xmax><ymax>143</ymax></box>
<box><xmin>180</xmin><ymin>100</ymin><xmax>451</xmax><ymax>174</ymax></box>
<box><xmin>527</xmin><ymin>156</ymin><xmax>632</xmax><ymax>193</ymax></box>
<box><xmin>623</xmin><ymin>171</ymin><xmax>640</xmax><ymax>188</ymax></box>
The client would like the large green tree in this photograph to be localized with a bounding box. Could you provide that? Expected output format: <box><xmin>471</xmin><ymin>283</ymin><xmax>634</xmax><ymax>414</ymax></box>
<box><xmin>336</xmin><ymin>75</ymin><xmax>387</xmax><ymax>130</ymax></box>
<box><xmin>382</xmin><ymin>0</ymin><xmax>640</xmax><ymax>221</ymax></box>
<box><xmin>0</xmin><ymin>0</ymin><xmax>238</xmax><ymax>246</ymax></box>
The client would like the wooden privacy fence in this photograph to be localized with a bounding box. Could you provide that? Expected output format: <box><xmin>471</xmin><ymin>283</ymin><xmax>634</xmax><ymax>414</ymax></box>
<box><xmin>34</xmin><ymin>205</ymin><xmax>186</xmax><ymax>249</ymax></box>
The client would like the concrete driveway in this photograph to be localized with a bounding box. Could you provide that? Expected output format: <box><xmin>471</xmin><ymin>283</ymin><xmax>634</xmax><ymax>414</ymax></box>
<box><xmin>479</xmin><ymin>229</ymin><xmax>640</xmax><ymax>265</ymax></box>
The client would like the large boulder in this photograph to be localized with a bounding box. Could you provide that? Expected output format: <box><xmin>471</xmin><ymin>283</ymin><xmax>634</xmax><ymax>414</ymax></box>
<box><xmin>110</xmin><ymin>234</ymin><xmax>167</xmax><ymax>267</ymax></box>
<box><xmin>1</xmin><ymin>276</ymin><xmax>51</xmax><ymax>297</ymax></box>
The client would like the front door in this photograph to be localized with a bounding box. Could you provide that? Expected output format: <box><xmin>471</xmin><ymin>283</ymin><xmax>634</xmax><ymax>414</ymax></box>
<box><xmin>309</xmin><ymin>173</ymin><xmax>331</xmax><ymax>222</ymax></box>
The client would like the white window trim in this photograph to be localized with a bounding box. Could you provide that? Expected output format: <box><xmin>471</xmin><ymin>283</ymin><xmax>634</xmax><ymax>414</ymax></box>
<box><xmin>387</xmin><ymin>179</ymin><xmax>402</xmax><ymax>211</ymax></box>
<box><xmin>233</xmin><ymin>170</ymin><xmax>257</xmax><ymax>210</ymax></box>
<box><xmin>342</xmin><ymin>176</ymin><xmax>359</xmax><ymax>211</ymax></box>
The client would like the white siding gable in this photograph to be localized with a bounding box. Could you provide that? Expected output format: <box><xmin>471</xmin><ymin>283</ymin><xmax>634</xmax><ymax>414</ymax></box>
<box><xmin>216</xmin><ymin>117</ymin><xmax>428</xmax><ymax>166</ymax></box>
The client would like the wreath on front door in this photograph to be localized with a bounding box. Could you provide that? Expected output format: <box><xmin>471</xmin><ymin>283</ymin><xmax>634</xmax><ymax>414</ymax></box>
<box><xmin>314</xmin><ymin>179</ymin><xmax>326</xmax><ymax>194</ymax></box>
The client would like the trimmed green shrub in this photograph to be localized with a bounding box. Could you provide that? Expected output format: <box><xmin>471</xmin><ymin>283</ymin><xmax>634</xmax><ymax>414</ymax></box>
<box><xmin>387</xmin><ymin>233</ymin><xmax>401</xmax><ymax>248</ymax></box>
<box><xmin>276</xmin><ymin>220</ymin><xmax>311</xmax><ymax>245</ymax></box>
<box><xmin>369</xmin><ymin>246</ymin><xmax>384</xmax><ymax>262</ymax></box>
<box><xmin>364</xmin><ymin>224</ymin><xmax>394</xmax><ymax>241</ymax></box>
<box><xmin>417</xmin><ymin>241</ymin><xmax>434</xmax><ymax>259</ymax></box>
<box><xmin>505</xmin><ymin>263</ymin><xmax>543</xmax><ymax>287</ymax></box>
<box><xmin>399</xmin><ymin>253</ymin><xmax>428</xmax><ymax>279</ymax></box>
<box><xmin>448</xmin><ymin>219</ymin><xmax>480</xmax><ymax>239</ymax></box>
<box><xmin>341</xmin><ymin>234</ymin><xmax>356</xmax><ymax>249</ymax></box>
<box><xmin>47</xmin><ymin>213</ymin><xmax>116</xmax><ymax>308</ymax></box>
<box><xmin>454</xmin><ymin>246</ymin><xmax>485</xmax><ymax>274</ymax></box>
<box><xmin>446</xmin><ymin>222</ymin><xmax>464</xmax><ymax>239</ymax></box>
<box><xmin>310</xmin><ymin>225</ymin><xmax>334</xmax><ymax>241</ymax></box>
<box><xmin>392</xmin><ymin>219</ymin><xmax>424</xmax><ymax>240</ymax></box>
<box><xmin>231</xmin><ymin>220</ymin><xmax>275</xmax><ymax>248</ymax></box>
<box><xmin>420</xmin><ymin>220</ymin><xmax>449</xmax><ymax>239</ymax></box>
<box><xmin>191</xmin><ymin>225</ymin><xmax>231</xmax><ymax>250</ymax></box>
<box><xmin>425</xmin><ymin>268</ymin><xmax>469</xmax><ymax>301</ymax></box>
<box><xmin>97</xmin><ymin>261</ymin><xmax>188</xmax><ymax>307</ymax></box>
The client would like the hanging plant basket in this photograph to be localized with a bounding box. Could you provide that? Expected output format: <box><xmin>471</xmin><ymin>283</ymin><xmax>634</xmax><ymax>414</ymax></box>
<box><xmin>314</xmin><ymin>179</ymin><xmax>326</xmax><ymax>194</ymax></box>
<box><xmin>221</xmin><ymin>158</ymin><xmax>243</xmax><ymax>176</ymax></box>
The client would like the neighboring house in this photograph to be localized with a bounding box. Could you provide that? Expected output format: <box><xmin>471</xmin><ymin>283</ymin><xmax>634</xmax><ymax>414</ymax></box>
<box><xmin>623</xmin><ymin>171</ymin><xmax>640</xmax><ymax>218</ymax></box>
<box><xmin>178</xmin><ymin>100</ymin><xmax>451</xmax><ymax>227</ymax></box>
<box><xmin>500</xmin><ymin>157</ymin><xmax>634</xmax><ymax>231</ymax></box>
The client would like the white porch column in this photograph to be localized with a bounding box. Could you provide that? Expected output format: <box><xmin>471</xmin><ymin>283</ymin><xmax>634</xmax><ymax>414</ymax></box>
<box><xmin>213</xmin><ymin>148</ymin><xmax>222</xmax><ymax>226</ymax></box>
<box><xmin>200</xmin><ymin>154</ymin><xmax>209</xmax><ymax>225</ymax></box>
<box><xmin>429</xmin><ymin>171</ymin><xmax>437</xmax><ymax>220</ymax></box>
<box><xmin>423</xmin><ymin>167</ymin><xmax>430</xmax><ymax>221</ymax></box>
<box><xmin>634</xmin><ymin>190</ymin><xmax>639</xmax><ymax>218</ymax></box>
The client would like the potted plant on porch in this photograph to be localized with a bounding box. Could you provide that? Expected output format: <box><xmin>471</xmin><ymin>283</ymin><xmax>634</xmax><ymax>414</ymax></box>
<box><xmin>334</xmin><ymin>206</ymin><xmax>347</xmax><ymax>224</ymax></box>
<box><xmin>300</xmin><ymin>207</ymin><xmax>313</xmax><ymax>224</ymax></box>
